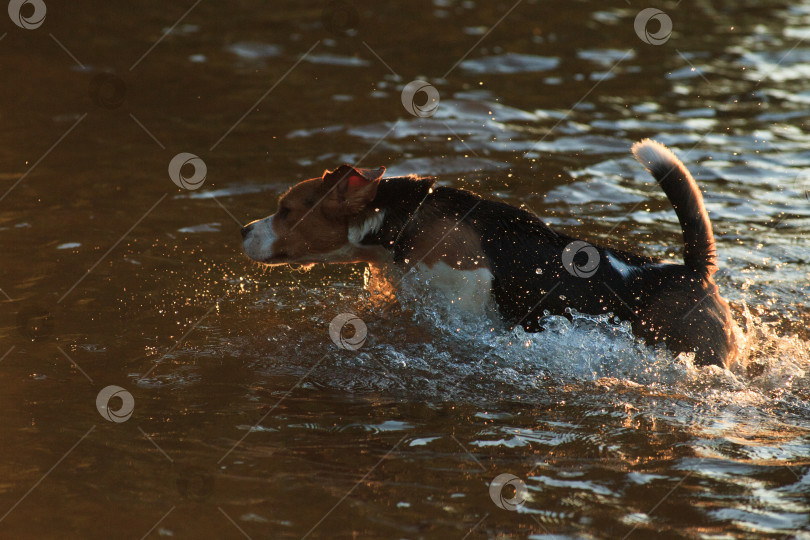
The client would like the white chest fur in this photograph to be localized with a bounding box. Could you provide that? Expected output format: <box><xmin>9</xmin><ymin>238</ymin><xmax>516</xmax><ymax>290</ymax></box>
<box><xmin>412</xmin><ymin>261</ymin><xmax>494</xmax><ymax>315</ymax></box>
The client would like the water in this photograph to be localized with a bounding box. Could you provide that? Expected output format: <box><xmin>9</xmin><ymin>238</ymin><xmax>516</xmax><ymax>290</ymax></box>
<box><xmin>1</xmin><ymin>0</ymin><xmax>809</xmax><ymax>538</ymax></box>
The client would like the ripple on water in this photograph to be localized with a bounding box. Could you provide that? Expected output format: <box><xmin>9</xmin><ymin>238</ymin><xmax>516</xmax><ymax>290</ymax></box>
<box><xmin>225</xmin><ymin>41</ymin><xmax>283</xmax><ymax>60</ymax></box>
<box><xmin>460</xmin><ymin>53</ymin><xmax>560</xmax><ymax>74</ymax></box>
<box><xmin>385</xmin><ymin>156</ymin><xmax>510</xmax><ymax>177</ymax></box>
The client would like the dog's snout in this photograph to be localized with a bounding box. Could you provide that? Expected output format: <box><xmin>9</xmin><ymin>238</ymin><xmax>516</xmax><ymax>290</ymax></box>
<box><xmin>241</xmin><ymin>223</ymin><xmax>254</xmax><ymax>239</ymax></box>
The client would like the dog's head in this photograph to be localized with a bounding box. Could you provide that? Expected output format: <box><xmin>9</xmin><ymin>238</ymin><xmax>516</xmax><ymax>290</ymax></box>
<box><xmin>241</xmin><ymin>165</ymin><xmax>385</xmax><ymax>265</ymax></box>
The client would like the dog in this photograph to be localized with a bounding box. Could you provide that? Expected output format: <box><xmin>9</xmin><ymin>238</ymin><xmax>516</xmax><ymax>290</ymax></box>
<box><xmin>241</xmin><ymin>139</ymin><xmax>738</xmax><ymax>368</ymax></box>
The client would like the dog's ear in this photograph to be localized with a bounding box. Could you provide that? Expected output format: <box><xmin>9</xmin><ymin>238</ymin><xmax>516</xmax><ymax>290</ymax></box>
<box><xmin>321</xmin><ymin>165</ymin><xmax>385</xmax><ymax>216</ymax></box>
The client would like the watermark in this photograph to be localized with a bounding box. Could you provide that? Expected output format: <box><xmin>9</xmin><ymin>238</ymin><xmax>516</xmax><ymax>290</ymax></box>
<box><xmin>96</xmin><ymin>385</ymin><xmax>135</xmax><ymax>423</ymax></box>
<box><xmin>561</xmin><ymin>240</ymin><xmax>600</xmax><ymax>278</ymax></box>
<box><xmin>634</xmin><ymin>8</ymin><xmax>672</xmax><ymax>46</ymax></box>
<box><xmin>489</xmin><ymin>473</ymin><xmax>528</xmax><ymax>511</ymax></box>
<box><xmin>328</xmin><ymin>313</ymin><xmax>367</xmax><ymax>350</ymax></box>
<box><xmin>168</xmin><ymin>152</ymin><xmax>207</xmax><ymax>190</ymax></box>
<box><xmin>16</xmin><ymin>305</ymin><xmax>54</xmax><ymax>341</ymax></box>
<box><xmin>175</xmin><ymin>465</ymin><xmax>215</xmax><ymax>501</ymax></box>
<box><xmin>401</xmin><ymin>80</ymin><xmax>440</xmax><ymax>118</ymax></box>
<box><xmin>8</xmin><ymin>0</ymin><xmax>46</xmax><ymax>29</ymax></box>
<box><xmin>88</xmin><ymin>73</ymin><xmax>127</xmax><ymax>109</ymax></box>
<box><xmin>321</xmin><ymin>0</ymin><xmax>358</xmax><ymax>36</ymax></box>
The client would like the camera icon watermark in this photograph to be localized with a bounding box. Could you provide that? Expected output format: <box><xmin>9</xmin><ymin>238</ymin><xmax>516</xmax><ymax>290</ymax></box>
<box><xmin>561</xmin><ymin>240</ymin><xmax>600</xmax><ymax>278</ymax></box>
<box><xmin>321</xmin><ymin>0</ymin><xmax>358</xmax><ymax>36</ymax></box>
<box><xmin>8</xmin><ymin>0</ymin><xmax>46</xmax><ymax>29</ymax></box>
<box><xmin>328</xmin><ymin>313</ymin><xmax>367</xmax><ymax>350</ymax></box>
<box><xmin>634</xmin><ymin>8</ymin><xmax>672</xmax><ymax>45</ymax></box>
<box><xmin>88</xmin><ymin>73</ymin><xmax>127</xmax><ymax>109</ymax></box>
<box><xmin>16</xmin><ymin>305</ymin><xmax>54</xmax><ymax>341</ymax></box>
<box><xmin>401</xmin><ymin>80</ymin><xmax>440</xmax><ymax>118</ymax></box>
<box><xmin>96</xmin><ymin>385</ymin><xmax>135</xmax><ymax>423</ymax></box>
<box><xmin>489</xmin><ymin>473</ymin><xmax>528</xmax><ymax>511</ymax></box>
<box><xmin>168</xmin><ymin>152</ymin><xmax>207</xmax><ymax>190</ymax></box>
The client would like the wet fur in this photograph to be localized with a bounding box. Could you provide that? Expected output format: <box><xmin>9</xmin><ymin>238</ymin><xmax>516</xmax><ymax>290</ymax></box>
<box><xmin>241</xmin><ymin>141</ymin><xmax>739</xmax><ymax>368</ymax></box>
<box><xmin>358</xmin><ymin>177</ymin><xmax>737</xmax><ymax>367</ymax></box>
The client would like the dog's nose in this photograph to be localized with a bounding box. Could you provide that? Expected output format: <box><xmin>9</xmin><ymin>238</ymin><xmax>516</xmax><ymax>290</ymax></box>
<box><xmin>240</xmin><ymin>223</ymin><xmax>253</xmax><ymax>239</ymax></box>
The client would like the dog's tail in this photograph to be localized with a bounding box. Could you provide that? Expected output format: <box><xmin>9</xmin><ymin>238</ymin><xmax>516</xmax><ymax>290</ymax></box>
<box><xmin>632</xmin><ymin>139</ymin><xmax>717</xmax><ymax>274</ymax></box>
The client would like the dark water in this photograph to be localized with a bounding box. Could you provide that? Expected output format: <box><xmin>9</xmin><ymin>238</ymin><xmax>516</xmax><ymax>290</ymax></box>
<box><xmin>1</xmin><ymin>0</ymin><xmax>809</xmax><ymax>538</ymax></box>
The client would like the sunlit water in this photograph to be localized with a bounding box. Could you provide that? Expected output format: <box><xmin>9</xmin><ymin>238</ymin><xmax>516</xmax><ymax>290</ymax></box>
<box><xmin>1</xmin><ymin>1</ymin><xmax>809</xmax><ymax>538</ymax></box>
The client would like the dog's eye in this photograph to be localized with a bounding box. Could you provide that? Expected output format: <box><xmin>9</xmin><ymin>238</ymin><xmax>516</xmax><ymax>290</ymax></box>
<box><xmin>277</xmin><ymin>206</ymin><xmax>290</xmax><ymax>219</ymax></box>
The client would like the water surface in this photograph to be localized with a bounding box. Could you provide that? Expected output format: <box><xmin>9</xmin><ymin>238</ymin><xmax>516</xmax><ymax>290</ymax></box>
<box><xmin>1</xmin><ymin>0</ymin><xmax>809</xmax><ymax>538</ymax></box>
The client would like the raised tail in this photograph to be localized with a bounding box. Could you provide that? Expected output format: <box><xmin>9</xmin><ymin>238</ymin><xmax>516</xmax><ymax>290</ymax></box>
<box><xmin>632</xmin><ymin>139</ymin><xmax>717</xmax><ymax>274</ymax></box>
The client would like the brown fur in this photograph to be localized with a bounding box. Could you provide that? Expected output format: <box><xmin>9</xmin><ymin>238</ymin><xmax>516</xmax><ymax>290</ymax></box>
<box><xmin>260</xmin><ymin>168</ymin><xmax>383</xmax><ymax>264</ymax></box>
<box><xmin>267</xmin><ymin>180</ymin><xmax>348</xmax><ymax>262</ymax></box>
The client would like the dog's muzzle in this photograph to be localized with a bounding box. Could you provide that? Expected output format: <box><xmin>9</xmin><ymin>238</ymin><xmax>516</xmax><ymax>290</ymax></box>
<box><xmin>241</xmin><ymin>216</ymin><xmax>277</xmax><ymax>262</ymax></box>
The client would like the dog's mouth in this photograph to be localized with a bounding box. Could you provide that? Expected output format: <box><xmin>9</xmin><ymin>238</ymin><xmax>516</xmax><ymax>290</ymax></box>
<box><xmin>259</xmin><ymin>251</ymin><xmax>291</xmax><ymax>265</ymax></box>
<box><xmin>258</xmin><ymin>251</ymin><xmax>307</xmax><ymax>266</ymax></box>
<box><xmin>256</xmin><ymin>253</ymin><xmax>314</xmax><ymax>271</ymax></box>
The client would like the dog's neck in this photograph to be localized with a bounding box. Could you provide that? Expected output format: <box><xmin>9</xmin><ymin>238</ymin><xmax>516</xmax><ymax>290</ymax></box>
<box><xmin>349</xmin><ymin>177</ymin><xmax>438</xmax><ymax>263</ymax></box>
<box><xmin>347</xmin><ymin>176</ymin><xmax>495</xmax><ymax>315</ymax></box>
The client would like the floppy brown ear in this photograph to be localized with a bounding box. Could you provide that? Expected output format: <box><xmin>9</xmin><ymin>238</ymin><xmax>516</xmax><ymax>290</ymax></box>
<box><xmin>321</xmin><ymin>164</ymin><xmax>385</xmax><ymax>216</ymax></box>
